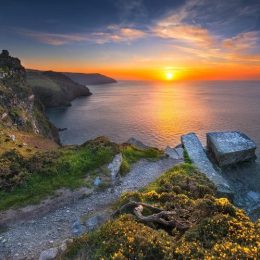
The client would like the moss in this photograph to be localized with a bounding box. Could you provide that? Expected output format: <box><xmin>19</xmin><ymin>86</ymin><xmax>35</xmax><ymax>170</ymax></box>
<box><xmin>119</xmin><ymin>145</ymin><xmax>164</xmax><ymax>175</ymax></box>
<box><xmin>63</xmin><ymin>164</ymin><xmax>260</xmax><ymax>260</ymax></box>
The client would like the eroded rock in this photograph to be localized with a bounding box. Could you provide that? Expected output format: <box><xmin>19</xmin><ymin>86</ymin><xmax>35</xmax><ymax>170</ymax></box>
<box><xmin>108</xmin><ymin>153</ymin><xmax>123</xmax><ymax>180</ymax></box>
<box><xmin>207</xmin><ymin>131</ymin><xmax>256</xmax><ymax>167</ymax></box>
<box><xmin>181</xmin><ymin>133</ymin><xmax>233</xmax><ymax>196</ymax></box>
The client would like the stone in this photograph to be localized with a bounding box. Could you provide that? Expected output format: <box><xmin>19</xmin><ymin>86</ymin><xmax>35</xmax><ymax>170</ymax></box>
<box><xmin>93</xmin><ymin>176</ymin><xmax>102</xmax><ymax>186</ymax></box>
<box><xmin>181</xmin><ymin>133</ymin><xmax>233</xmax><ymax>195</ymax></box>
<box><xmin>39</xmin><ymin>247</ymin><xmax>58</xmax><ymax>260</ymax></box>
<box><xmin>207</xmin><ymin>131</ymin><xmax>256</xmax><ymax>167</ymax></box>
<box><xmin>84</xmin><ymin>213</ymin><xmax>110</xmax><ymax>231</ymax></box>
<box><xmin>175</xmin><ymin>147</ymin><xmax>184</xmax><ymax>159</ymax></box>
<box><xmin>108</xmin><ymin>153</ymin><xmax>123</xmax><ymax>180</ymax></box>
<box><xmin>126</xmin><ymin>137</ymin><xmax>149</xmax><ymax>149</ymax></box>
<box><xmin>72</xmin><ymin>220</ymin><xmax>85</xmax><ymax>236</ymax></box>
<box><xmin>165</xmin><ymin>146</ymin><xmax>180</xmax><ymax>159</ymax></box>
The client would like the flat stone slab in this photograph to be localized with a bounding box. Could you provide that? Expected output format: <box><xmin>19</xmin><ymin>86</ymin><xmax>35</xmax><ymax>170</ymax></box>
<box><xmin>181</xmin><ymin>133</ymin><xmax>233</xmax><ymax>195</ymax></box>
<box><xmin>207</xmin><ymin>131</ymin><xmax>256</xmax><ymax>167</ymax></box>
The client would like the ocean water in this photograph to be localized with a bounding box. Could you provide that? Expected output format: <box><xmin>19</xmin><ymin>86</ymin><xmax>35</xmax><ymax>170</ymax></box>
<box><xmin>46</xmin><ymin>80</ymin><xmax>260</xmax><ymax>217</ymax></box>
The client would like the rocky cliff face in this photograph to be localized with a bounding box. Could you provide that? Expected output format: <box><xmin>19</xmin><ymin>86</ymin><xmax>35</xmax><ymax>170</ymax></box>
<box><xmin>0</xmin><ymin>50</ymin><xmax>59</xmax><ymax>142</ymax></box>
<box><xmin>26</xmin><ymin>70</ymin><xmax>92</xmax><ymax>107</ymax></box>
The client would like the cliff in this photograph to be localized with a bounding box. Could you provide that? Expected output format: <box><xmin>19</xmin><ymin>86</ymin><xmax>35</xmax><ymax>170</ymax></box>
<box><xmin>64</xmin><ymin>72</ymin><xmax>117</xmax><ymax>85</ymax></box>
<box><xmin>0</xmin><ymin>50</ymin><xmax>59</xmax><ymax>142</ymax></box>
<box><xmin>26</xmin><ymin>70</ymin><xmax>92</xmax><ymax>107</ymax></box>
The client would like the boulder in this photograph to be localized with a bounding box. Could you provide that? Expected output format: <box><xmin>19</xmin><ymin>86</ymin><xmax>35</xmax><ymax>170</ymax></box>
<box><xmin>126</xmin><ymin>137</ymin><xmax>149</xmax><ymax>150</ymax></box>
<box><xmin>108</xmin><ymin>153</ymin><xmax>123</xmax><ymax>180</ymax></box>
<box><xmin>207</xmin><ymin>131</ymin><xmax>256</xmax><ymax>167</ymax></box>
<box><xmin>84</xmin><ymin>213</ymin><xmax>110</xmax><ymax>231</ymax></box>
<box><xmin>181</xmin><ymin>133</ymin><xmax>233</xmax><ymax>196</ymax></box>
<box><xmin>39</xmin><ymin>247</ymin><xmax>58</xmax><ymax>260</ymax></box>
<box><xmin>165</xmin><ymin>146</ymin><xmax>183</xmax><ymax>160</ymax></box>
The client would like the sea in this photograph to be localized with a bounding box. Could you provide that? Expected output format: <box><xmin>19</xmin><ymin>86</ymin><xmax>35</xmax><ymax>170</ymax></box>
<box><xmin>46</xmin><ymin>80</ymin><xmax>260</xmax><ymax>218</ymax></box>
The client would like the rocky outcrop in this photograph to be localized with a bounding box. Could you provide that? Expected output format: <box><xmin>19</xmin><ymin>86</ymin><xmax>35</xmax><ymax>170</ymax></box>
<box><xmin>26</xmin><ymin>70</ymin><xmax>92</xmax><ymax>107</ymax></box>
<box><xmin>207</xmin><ymin>131</ymin><xmax>257</xmax><ymax>167</ymax></box>
<box><xmin>0</xmin><ymin>50</ymin><xmax>59</xmax><ymax>142</ymax></box>
<box><xmin>64</xmin><ymin>72</ymin><xmax>117</xmax><ymax>85</ymax></box>
<box><xmin>181</xmin><ymin>133</ymin><xmax>233</xmax><ymax>196</ymax></box>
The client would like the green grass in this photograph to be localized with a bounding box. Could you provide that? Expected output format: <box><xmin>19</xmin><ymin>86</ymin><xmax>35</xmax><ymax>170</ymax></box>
<box><xmin>0</xmin><ymin>137</ymin><xmax>165</xmax><ymax>211</ymax></box>
<box><xmin>26</xmin><ymin>70</ymin><xmax>60</xmax><ymax>91</ymax></box>
<box><xmin>0</xmin><ymin>137</ymin><xmax>118</xmax><ymax>210</ymax></box>
<box><xmin>119</xmin><ymin>145</ymin><xmax>164</xmax><ymax>175</ymax></box>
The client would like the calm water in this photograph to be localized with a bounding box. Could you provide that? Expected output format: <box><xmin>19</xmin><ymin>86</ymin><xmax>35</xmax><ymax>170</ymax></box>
<box><xmin>47</xmin><ymin>80</ymin><xmax>260</xmax><ymax>218</ymax></box>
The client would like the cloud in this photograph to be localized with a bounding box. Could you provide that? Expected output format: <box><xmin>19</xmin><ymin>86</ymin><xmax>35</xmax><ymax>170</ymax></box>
<box><xmin>153</xmin><ymin>23</ymin><xmax>214</xmax><ymax>47</ymax></box>
<box><xmin>223</xmin><ymin>31</ymin><xmax>260</xmax><ymax>51</ymax></box>
<box><xmin>19</xmin><ymin>26</ymin><xmax>146</xmax><ymax>46</ymax></box>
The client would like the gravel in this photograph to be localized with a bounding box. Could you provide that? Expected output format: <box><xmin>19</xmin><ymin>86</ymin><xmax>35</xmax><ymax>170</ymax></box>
<box><xmin>0</xmin><ymin>157</ymin><xmax>181</xmax><ymax>259</ymax></box>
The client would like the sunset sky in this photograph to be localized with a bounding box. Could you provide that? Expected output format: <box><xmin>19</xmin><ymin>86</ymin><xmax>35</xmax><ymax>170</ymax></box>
<box><xmin>1</xmin><ymin>0</ymin><xmax>260</xmax><ymax>80</ymax></box>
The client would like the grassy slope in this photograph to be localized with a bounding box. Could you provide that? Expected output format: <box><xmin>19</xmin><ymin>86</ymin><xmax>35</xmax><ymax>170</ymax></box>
<box><xmin>63</xmin><ymin>164</ymin><xmax>260</xmax><ymax>259</ymax></box>
<box><xmin>0</xmin><ymin>137</ymin><xmax>163</xmax><ymax>211</ymax></box>
<box><xmin>26</xmin><ymin>70</ymin><xmax>60</xmax><ymax>91</ymax></box>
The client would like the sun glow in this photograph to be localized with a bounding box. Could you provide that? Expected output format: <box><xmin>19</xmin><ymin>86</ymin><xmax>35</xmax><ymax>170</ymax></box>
<box><xmin>165</xmin><ymin>71</ymin><xmax>174</xmax><ymax>80</ymax></box>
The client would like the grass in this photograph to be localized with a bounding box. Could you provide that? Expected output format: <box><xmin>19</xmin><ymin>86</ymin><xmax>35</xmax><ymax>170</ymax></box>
<box><xmin>62</xmin><ymin>164</ymin><xmax>260</xmax><ymax>260</ymax></box>
<box><xmin>26</xmin><ymin>70</ymin><xmax>60</xmax><ymax>91</ymax></box>
<box><xmin>0</xmin><ymin>137</ymin><xmax>165</xmax><ymax>211</ymax></box>
<box><xmin>119</xmin><ymin>145</ymin><xmax>164</xmax><ymax>175</ymax></box>
<box><xmin>0</xmin><ymin>137</ymin><xmax>118</xmax><ymax>210</ymax></box>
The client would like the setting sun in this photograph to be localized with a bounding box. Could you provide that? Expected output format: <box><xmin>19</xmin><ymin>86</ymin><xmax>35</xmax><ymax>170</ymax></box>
<box><xmin>165</xmin><ymin>71</ymin><xmax>174</xmax><ymax>80</ymax></box>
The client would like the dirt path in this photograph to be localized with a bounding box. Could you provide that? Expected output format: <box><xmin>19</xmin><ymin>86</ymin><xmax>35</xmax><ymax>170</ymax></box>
<box><xmin>0</xmin><ymin>158</ymin><xmax>182</xmax><ymax>259</ymax></box>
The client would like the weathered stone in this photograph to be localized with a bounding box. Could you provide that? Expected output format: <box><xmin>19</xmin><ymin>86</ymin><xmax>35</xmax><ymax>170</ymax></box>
<box><xmin>165</xmin><ymin>146</ymin><xmax>183</xmax><ymax>160</ymax></box>
<box><xmin>126</xmin><ymin>137</ymin><xmax>149</xmax><ymax>149</ymax></box>
<box><xmin>39</xmin><ymin>247</ymin><xmax>58</xmax><ymax>260</ymax></box>
<box><xmin>84</xmin><ymin>213</ymin><xmax>110</xmax><ymax>231</ymax></box>
<box><xmin>207</xmin><ymin>131</ymin><xmax>256</xmax><ymax>167</ymax></box>
<box><xmin>72</xmin><ymin>220</ymin><xmax>86</xmax><ymax>236</ymax></box>
<box><xmin>181</xmin><ymin>133</ymin><xmax>233</xmax><ymax>195</ymax></box>
<box><xmin>108</xmin><ymin>153</ymin><xmax>123</xmax><ymax>180</ymax></box>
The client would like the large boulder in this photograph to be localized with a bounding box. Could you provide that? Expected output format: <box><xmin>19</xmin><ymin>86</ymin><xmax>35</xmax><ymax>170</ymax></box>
<box><xmin>207</xmin><ymin>131</ymin><xmax>256</xmax><ymax>167</ymax></box>
<box><xmin>181</xmin><ymin>133</ymin><xmax>233</xmax><ymax>196</ymax></box>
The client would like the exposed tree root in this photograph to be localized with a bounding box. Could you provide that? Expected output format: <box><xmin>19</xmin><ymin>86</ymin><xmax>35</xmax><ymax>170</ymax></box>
<box><xmin>114</xmin><ymin>201</ymin><xmax>194</xmax><ymax>231</ymax></box>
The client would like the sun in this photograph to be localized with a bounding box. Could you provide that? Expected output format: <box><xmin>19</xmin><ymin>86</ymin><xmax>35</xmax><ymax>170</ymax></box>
<box><xmin>165</xmin><ymin>71</ymin><xmax>174</xmax><ymax>80</ymax></box>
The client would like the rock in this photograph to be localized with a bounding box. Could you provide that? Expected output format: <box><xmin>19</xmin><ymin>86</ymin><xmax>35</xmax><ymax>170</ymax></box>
<box><xmin>9</xmin><ymin>134</ymin><xmax>16</xmax><ymax>141</ymax></box>
<box><xmin>181</xmin><ymin>133</ymin><xmax>233</xmax><ymax>196</ymax></box>
<box><xmin>93</xmin><ymin>176</ymin><xmax>102</xmax><ymax>186</ymax></box>
<box><xmin>84</xmin><ymin>213</ymin><xmax>110</xmax><ymax>231</ymax></box>
<box><xmin>165</xmin><ymin>146</ymin><xmax>180</xmax><ymax>159</ymax></box>
<box><xmin>207</xmin><ymin>131</ymin><xmax>257</xmax><ymax>167</ymax></box>
<box><xmin>108</xmin><ymin>153</ymin><xmax>123</xmax><ymax>180</ymax></box>
<box><xmin>1</xmin><ymin>112</ymin><xmax>8</xmax><ymax>120</ymax></box>
<box><xmin>72</xmin><ymin>220</ymin><xmax>85</xmax><ymax>236</ymax></box>
<box><xmin>175</xmin><ymin>147</ymin><xmax>184</xmax><ymax>159</ymax></box>
<box><xmin>126</xmin><ymin>137</ymin><xmax>149</xmax><ymax>149</ymax></box>
<box><xmin>39</xmin><ymin>247</ymin><xmax>58</xmax><ymax>260</ymax></box>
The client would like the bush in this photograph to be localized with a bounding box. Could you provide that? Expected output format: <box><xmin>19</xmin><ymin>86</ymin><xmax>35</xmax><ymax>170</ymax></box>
<box><xmin>63</xmin><ymin>164</ymin><xmax>260</xmax><ymax>259</ymax></box>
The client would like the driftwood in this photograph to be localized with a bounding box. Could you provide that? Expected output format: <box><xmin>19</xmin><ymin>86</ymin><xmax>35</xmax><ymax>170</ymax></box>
<box><xmin>114</xmin><ymin>201</ymin><xmax>193</xmax><ymax>231</ymax></box>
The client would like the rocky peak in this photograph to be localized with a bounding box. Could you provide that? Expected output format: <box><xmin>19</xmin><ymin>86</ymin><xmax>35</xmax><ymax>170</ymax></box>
<box><xmin>0</xmin><ymin>49</ymin><xmax>25</xmax><ymax>78</ymax></box>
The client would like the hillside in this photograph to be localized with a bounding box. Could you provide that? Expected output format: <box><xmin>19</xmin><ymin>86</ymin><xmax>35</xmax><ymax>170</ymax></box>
<box><xmin>64</xmin><ymin>72</ymin><xmax>117</xmax><ymax>85</ymax></box>
<box><xmin>26</xmin><ymin>70</ymin><xmax>92</xmax><ymax>107</ymax></box>
<box><xmin>0</xmin><ymin>50</ymin><xmax>59</xmax><ymax>143</ymax></box>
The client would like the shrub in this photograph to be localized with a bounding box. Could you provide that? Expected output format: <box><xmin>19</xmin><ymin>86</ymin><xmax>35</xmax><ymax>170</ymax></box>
<box><xmin>63</xmin><ymin>164</ymin><xmax>260</xmax><ymax>259</ymax></box>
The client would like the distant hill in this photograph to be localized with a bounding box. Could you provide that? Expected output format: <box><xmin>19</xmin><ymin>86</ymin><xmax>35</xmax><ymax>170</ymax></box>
<box><xmin>63</xmin><ymin>72</ymin><xmax>117</xmax><ymax>85</ymax></box>
<box><xmin>26</xmin><ymin>70</ymin><xmax>92</xmax><ymax>107</ymax></box>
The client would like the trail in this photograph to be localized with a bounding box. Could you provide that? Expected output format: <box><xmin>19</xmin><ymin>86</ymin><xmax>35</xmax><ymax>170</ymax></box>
<box><xmin>0</xmin><ymin>158</ymin><xmax>182</xmax><ymax>259</ymax></box>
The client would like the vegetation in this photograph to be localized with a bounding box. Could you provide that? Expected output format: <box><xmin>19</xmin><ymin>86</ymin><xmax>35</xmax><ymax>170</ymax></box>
<box><xmin>0</xmin><ymin>137</ymin><xmax>163</xmax><ymax>211</ymax></box>
<box><xmin>120</xmin><ymin>145</ymin><xmax>164</xmax><ymax>175</ymax></box>
<box><xmin>62</xmin><ymin>164</ymin><xmax>260</xmax><ymax>259</ymax></box>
